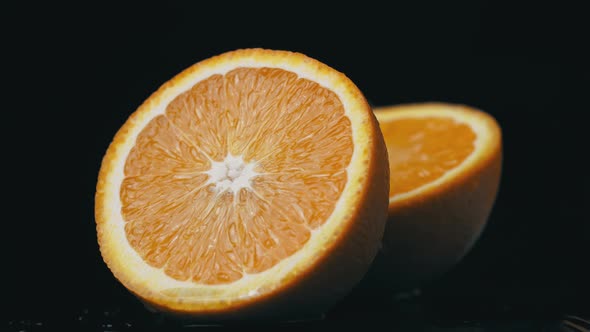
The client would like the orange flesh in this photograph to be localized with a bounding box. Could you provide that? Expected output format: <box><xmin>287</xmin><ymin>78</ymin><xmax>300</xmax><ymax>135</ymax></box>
<box><xmin>380</xmin><ymin>117</ymin><xmax>476</xmax><ymax>197</ymax></box>
<box><xmin>120</xmin><ymin>67</ymin><xmax>353</xmax><ymax>285</ymax></box>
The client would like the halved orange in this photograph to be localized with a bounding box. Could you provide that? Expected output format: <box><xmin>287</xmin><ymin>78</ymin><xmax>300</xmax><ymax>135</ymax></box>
<box><xmin>368</xmin><ymin>102</ymin><xmax>502</xmax><ymax>291</ymax></box>
<box><xmin>95</xmin><ymin>48</ymin><xmax>389</xmax><ymax>320</ymax></box>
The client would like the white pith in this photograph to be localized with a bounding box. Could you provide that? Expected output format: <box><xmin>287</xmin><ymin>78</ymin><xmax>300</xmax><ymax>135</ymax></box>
<box><xmin>205</xmin><ymin>154</ymin><xmax>258</xmax><ymax>194</ymax></box>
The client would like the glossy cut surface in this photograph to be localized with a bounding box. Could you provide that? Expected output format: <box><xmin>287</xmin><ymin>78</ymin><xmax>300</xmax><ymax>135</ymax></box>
<box><xmin>121</xmin><ymin>67</ymin><xmax>353</xmax><ymax>285</ymax></box>
<box><xmin>380</xmin><ymin>117</ymin><xmax>475</xmax><ymax>197</ymax></box>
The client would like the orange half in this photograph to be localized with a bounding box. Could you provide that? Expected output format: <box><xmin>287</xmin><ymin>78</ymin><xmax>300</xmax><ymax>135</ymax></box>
<box><xmin>370</xmin><ymin>102</ymin><xmax>502</xmax><ymax>290</ymax></box>
<box><xmin>95</xmin><ymin>49</ymin><xmax>389</xmax><ymax>319</ymax></box>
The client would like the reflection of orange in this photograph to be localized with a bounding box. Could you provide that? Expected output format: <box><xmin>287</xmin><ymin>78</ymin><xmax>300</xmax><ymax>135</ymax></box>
<box><xmin>95</xmin><ymin>49</ymin><xmax>389</xmax><ymax>319</ymax></box>
<box><xmin>370</xmin><ymin>102</ymin><xmax>502</xmax><ymax>290</ymax></box>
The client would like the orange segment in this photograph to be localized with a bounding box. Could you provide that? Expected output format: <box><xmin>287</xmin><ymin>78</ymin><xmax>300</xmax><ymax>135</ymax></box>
<box><xmin>368</xmin><ymin>102</ymin><xmax>502</xmax><ymax>291</ymax></box>
<box><xmin>380</xmin><ymin>117</ymin><xmax>476</xmax><ymax>196</ymax></box>
<box><xmin>95</xmin><ymin>49</ymin><xmax>389</xmax><ymax>319</ymax></box>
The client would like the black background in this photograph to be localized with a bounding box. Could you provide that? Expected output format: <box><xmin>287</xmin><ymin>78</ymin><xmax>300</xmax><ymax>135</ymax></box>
<box><xmin>6</xmin><ymin>0</ymin><xmax>588</xmax><ymax>327</ymax></box>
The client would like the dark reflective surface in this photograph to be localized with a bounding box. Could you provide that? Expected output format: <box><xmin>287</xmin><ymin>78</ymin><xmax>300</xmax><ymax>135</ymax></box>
<box><xmin>5</xmin><ymin>282</ymin><xmax>587</xmax><ymax>331</ymax></box>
